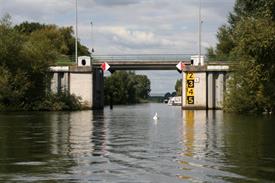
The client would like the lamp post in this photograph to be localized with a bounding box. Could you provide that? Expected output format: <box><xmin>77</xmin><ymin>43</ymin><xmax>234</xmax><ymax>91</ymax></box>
<box><xmin>75</xmin><ymin>0</ymin><xmax>78</xmax><ymax>63</ymax></box>
<box><xmin>198</xmin><ymin>0</ymin><xmax>202</xmax><ymax>65</ymax></box>
<box><xmin>90</xmin><ymin>21</ymin><xmax>94</xmax><ymax>55</ymax></box>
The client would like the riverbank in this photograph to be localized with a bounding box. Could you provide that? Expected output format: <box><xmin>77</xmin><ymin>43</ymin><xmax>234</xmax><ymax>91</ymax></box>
<box><xmin>0</xmin><ymin>93</ymin><xmax>84</xmax><ymax>112</ymax></box>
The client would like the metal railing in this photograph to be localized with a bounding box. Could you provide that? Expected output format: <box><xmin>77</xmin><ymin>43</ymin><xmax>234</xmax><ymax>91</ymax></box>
<box><xmin>92</xmin><ymin>54</ymin><xmax>197</xmax><ymax>62</ymax></box>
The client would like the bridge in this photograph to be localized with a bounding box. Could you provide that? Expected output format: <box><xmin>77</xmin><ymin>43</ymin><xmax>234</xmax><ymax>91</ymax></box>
<box><xmin>50</xmin><ymin>54</ymin><xmax>231</xmax><ymax>110</ymax></box>
<box><xmin>92</xmin><ymin>61</ymin><xmax>191</xmax><ymax>70</ymax></box>
<box><xmin>91</xmin><ymin>54</ymin><xmax>192</xmax><ymax>70</ymax></box>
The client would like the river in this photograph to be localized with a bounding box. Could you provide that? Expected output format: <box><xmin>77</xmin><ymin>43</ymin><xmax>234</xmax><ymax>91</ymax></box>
<box><xmin>0</xmin><ymin>103</ymin><xmax>275</xmax><ymax>182</ymax></box>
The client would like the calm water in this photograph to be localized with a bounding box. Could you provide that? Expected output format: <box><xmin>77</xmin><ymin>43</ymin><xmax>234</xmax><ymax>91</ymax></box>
<box><xmin>0</xmin><ymin>103</ymin><xmax>275</xmax><ymax>182</ymax></box>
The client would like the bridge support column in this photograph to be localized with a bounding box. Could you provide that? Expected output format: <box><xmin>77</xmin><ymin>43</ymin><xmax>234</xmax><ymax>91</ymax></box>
<box><xmin>92</xmin><ymin>68</ymin><xmax>104</xmax><ymax>110</ymax></box>
<box><xmin>207</xmin><ymin>72</ymin><xmax>214</xmax><ymax>109</ymax></box>
<box><xmin>50</xmin><ymin>72</ymin><xmax>69</xmax><ymax>93</ymax></box>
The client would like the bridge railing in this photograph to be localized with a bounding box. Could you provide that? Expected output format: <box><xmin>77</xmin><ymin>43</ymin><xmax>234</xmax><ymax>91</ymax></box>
<box><xmin>92</xmin><ymin>54</ymin><xmax>199</xmax><ymax>62</ymax></box>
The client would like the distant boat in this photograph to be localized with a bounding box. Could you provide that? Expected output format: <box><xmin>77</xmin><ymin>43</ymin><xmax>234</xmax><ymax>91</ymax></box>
<box><xmin>168</xmin><ymin>97</ymin><xmax>181</xmax><ymax>106</ymax></box>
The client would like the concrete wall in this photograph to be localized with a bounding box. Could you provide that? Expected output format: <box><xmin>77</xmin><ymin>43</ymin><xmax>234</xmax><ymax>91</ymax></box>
<box><xmin>50</xmin><ymin>72</ymin><xmax>69</xmax><ymax>93</ymax></box>
<box><xmin>50</xmin><ymin>73</ymin><xmax>58</xmax><ymax>93</ymax></box>
<box><xmin>49</xmin><ymin>66</ymin><xmax>105</xmax><ymax>110</ymax></box>
<box><xmin>207</xmin><ymin>72</ymin><xmax>226</xmax><ymax>109</ymax></box>
<box><xmin>70</xmin><ymin>73</ymin><xmax>93</xmax><ymax>108</ymax></box>
<box><xmin>182</xmin><ymin>72</ymin><xmax>207</xmax><ymax>109</ymax></box>
<box><xmin>182</xmin><ymin>66</ymin><xmax>229</xmax><ymax>110</ymax></box>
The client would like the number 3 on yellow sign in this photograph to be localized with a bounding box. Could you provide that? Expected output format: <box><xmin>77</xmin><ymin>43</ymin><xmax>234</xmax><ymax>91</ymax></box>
<box><xmin>187</xmin><ymin>80</ymin><xmax>194</xmax><ymax>88</ymax></box>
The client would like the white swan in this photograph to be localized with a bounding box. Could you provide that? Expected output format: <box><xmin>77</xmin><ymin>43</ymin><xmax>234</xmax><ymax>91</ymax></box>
<box><xmin>153</xmin><ymin>112</ymin><xmax>159</xmax><ymax>120</ymax></box>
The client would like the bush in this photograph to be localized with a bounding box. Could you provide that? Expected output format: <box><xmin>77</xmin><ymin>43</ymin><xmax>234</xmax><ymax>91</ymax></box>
<box><xmin>30</xmin><ymin>92</ymin><xmax>82</xmax><ymax>111</ymax></box>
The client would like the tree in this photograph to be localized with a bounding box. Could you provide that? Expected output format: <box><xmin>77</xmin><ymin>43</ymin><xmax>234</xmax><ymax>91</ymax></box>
<box><xmin>207</xmin><ymin>0</ymin><xmax>275</xmax><ymax>61</ymax></box>
<box><xmin>224</xmin><ymin>18</ymin><xmax>275</xmax><ymax>112</ymax></box>
<box><xmin>14</xmin><ymin>21</ymin><xmax>90</xmax><ymax>58</ymax></box>
<box><xmin>164</xmin><ymin>92</ymin><xmax>171</xmax><ymax>99</ymax></box>
<box><xmin>104</xmin><ymin>71</ymin><xmax>151</xmax><ymax>105</ymax></box>
<box><xmin>0</xmin><ymin>15</ymin><xmax>82</xmax><ymax>111</ymax></box>
<box><xmin>0</xmin><ymin>15</ymin><xmax>56</xmax><ymax>107</ymax></box>
<box><xmin>175</xmin><ymin>79</ymin><xmax>182</xmax><ymax>96</ymax></box>
<box><xmin>135</xmin><ymin>75</ymin><xmax>151</xmax><ymax>99</ymax></box>
<box><xmin>211</xmin><ymin>0</ymin><xmax>275</xmax><ymax>113</ymax></box>
<box><xmin>14</xmin><ymin>21</ymin><xmax>46</xmax><ymax>34</ymax></box>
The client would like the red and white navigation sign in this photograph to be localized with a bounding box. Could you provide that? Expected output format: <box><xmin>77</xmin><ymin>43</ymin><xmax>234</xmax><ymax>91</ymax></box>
<box><xmin>176</xmin><ymin>61</ymin><xmax>185</xmax><ymax>72</ymax></box>
<box><xmin>101</xmin><ymin>62</ymin><xmax>110</xmax><ymax>72</ymax></box>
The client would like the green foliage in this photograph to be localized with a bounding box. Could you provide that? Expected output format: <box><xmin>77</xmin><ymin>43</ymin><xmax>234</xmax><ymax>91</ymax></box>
<box><xmin>30</xmin><ymin>92</ymin><xmax>82</xmax><ymax>111</ymax></box>
<box><xmin>212</xmin><ymin>1</ymin><xmax>275</xmax><ymax>113</ymax></box>
<box><xmin>15</xmin><ymin>21</ymin><xmax>90</xmax><ymax>60</ymax></box>
<box><xmin>0</xmin><ymin>15</ymin><xmax>83</xmax><ymax>111</ymax></box>
<box><xmin>55</xmin><ymin>55</ymin><xmax>76</xmax><ymax>66</ymax></box>
<box><xmin>14</xmin><ymin>21</ymin><xmax>47</xmax><ymax>34</ymax></box>
<box><xmin>134</xmin><ymin>75</ymin><xmax>151</xmax><ymax>99</ymax></box>
<box><xmin>175</xmin><ymin>79</ymin><xmax>182</xmax><ymax>96</ymax></box>
<box><xmin>104</xmin><ymin>71</ymin><xmax>151</xmax><ymax>105</ymax></box>
<box><xmin>164</xmin><ymin>92</ymin><xmax>171</xmax><ymax>99</ymax></box>
<box><xmin>224</xmin><ymin>61</ymin><xmax>269</xmax><ymax>113</ymax></box>
<box><xmin>207</xmin><ymin>0</ymin><xmax>275</xmax><ymax>61</ymax></box>
<box><xmin>231</xmin><ymin>18</ymin><xmax>275</xmax><ymax>66</ymax></box>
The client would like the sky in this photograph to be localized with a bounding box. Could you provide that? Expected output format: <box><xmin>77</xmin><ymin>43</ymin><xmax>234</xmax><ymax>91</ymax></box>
<box><xmin>0</xmin><ymin>0</ymin><xmax>235</xmax><ymax>94</ymax></box>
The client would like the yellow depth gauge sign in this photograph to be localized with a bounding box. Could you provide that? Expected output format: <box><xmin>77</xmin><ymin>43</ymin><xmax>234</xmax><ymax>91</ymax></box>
<box><xmin>186</xmin><ymin>72</ymin><xmax>195</xmax><ymax>104</ymax></box>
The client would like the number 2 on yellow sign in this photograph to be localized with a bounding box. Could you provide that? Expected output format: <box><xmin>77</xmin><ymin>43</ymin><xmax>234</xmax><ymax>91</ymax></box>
<box><xmin>187</xmin><ymin>72</ymin><xmax>195</xmax><ymax>80</ymax></box>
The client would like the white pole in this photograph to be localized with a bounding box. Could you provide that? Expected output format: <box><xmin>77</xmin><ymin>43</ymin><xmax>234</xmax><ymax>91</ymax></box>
<box><xmin>198</xmin><ymin>0</ymin><xmax>202</xmax><ymax>65</ymax></box>
<box><xmin>75</xmin><ymin>0</ymin><xmax>78</xmax><ymax>63</ymax></box>
<box><xmin>91</xmin><ymin>21</ymin><xmax>93</xmax><ymax>55</ymax></box>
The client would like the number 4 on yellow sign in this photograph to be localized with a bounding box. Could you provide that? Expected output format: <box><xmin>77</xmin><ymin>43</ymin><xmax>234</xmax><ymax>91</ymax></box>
<box><xmin>187</xmin><ymin>88</ymin><xmax>194</xmax><ymax>96</ymax></box>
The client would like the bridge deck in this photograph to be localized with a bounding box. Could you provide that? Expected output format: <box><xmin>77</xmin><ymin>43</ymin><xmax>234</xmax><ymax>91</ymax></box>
<box><xmin>92</xmin><ymin>60</ymin><xmax>191</xmax><ymax>70</ymax></box>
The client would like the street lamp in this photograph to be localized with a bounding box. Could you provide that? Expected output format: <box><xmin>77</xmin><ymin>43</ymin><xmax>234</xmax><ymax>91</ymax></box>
<box><xmin>198</xmin><ymin>0</ymin><xmax>202</xmax><ymax>65</ymax></box>
<box><xmin>91</xmin><ymin>21</ymin><xmax>94</xmax><ymax>54</ymax></box>
<box><xmin>75</xmin><ymin>0</ymin><xmax>78</xmax><ymax>63</ymax></box>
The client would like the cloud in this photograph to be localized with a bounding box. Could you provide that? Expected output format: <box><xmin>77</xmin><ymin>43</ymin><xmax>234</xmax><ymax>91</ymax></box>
<box><xmin>0</xmin><ymin>0</ymin><xmax>73</xmax><ymax>23</ymax></box>
<box><xmin>94</xmin><ymin>0</ymin><xmax>146</xmax><ymax>6</ymax></box>
<box><xmin>96</xmin><ymin>26</ymin><xmax>176</xmax><ymax>48</ymax></box>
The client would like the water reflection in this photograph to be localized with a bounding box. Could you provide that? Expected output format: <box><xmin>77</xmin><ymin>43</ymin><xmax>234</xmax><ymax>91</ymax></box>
<box><xmin>178</xmin><ymin>110</ymin><xmax>275</xmax><ymax>182</ymax></box>
<box><xmin>49</xmin><ymin>111</ymin><xmax>108</xmax><ymax>157</ymax></box>
<box><xmin>0</xmin><ymin>111</ymin><xmax>109</xmax><ymax>182</ymax></box>
<box><xmin>179</xmin><ymin>110</ymin><xmax>245</xmax><ymax>182</ymax></box>
<box><xmin>0</xmin><ymin>105</ymin><xmax>275</xmax><ymax>182</ymax></box>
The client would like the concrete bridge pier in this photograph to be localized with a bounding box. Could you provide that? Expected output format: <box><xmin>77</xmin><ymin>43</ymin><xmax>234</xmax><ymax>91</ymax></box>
<box><xmin>207</xmin><ymin>72</ymin><xmax>226</xmax><ymax>109</ymax></box>
<box><xmin>92</xmin><ymin>68</ymin><xmax>104</xmax><ymax>110</ymax></box>
<box><xmin>49</xmin><ymin>66</ymin><xmax>104</xmax><ymax>110</ymax></box>
<box><xmin>182</xmin><ymin>65</ymin><xmax>229</xmax><ymax>110</ymax></box>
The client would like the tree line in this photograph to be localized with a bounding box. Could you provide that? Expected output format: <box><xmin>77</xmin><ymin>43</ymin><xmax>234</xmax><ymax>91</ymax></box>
<box><xmin>0</xmin><ymin>14</ymin><xmax>90</xmax><ymax>111</ymax></box>
<box><xmin>104</xmin><ymin>71</ymin><xmax>151</xmax><ymax>105</ymax></box>
<box><xmin>208</xmin><ymin>0</ymin><xmax>275</xmax><ymax>113</ymax></box>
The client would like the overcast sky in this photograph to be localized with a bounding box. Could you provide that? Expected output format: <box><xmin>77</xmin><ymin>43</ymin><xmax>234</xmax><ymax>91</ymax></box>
<box><xmin>0</xmin><ymin>0</ymin><xmax>235</xmax><ymax>94</ymax></box>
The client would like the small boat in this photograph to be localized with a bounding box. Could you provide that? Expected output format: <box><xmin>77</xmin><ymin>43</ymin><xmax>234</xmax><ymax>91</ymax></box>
<box><xmin>167</xmin><ymin>97</ymin><xmax>182</xmax><ymax>106</ymax></box>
